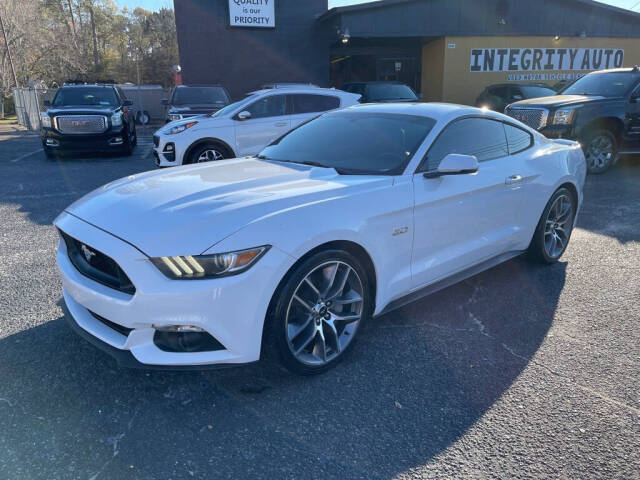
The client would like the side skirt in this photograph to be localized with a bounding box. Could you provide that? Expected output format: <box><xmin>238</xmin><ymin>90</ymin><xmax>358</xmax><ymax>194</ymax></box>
<box><xmin>375</xmin><ymin>250</ymin><xmax>525</xmax><ymax>318</ymax></box>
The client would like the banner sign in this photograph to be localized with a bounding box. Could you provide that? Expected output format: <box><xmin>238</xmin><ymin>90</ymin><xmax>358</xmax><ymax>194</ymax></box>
<box><xmin>470</xmin><ymin>48</ymin><xmax>624</xmax><ymax>72</ymax></box>
<box><xmin>229</xmin><ymin>0</ymin><xmax>275</xmax><ymax>28</ymax></box>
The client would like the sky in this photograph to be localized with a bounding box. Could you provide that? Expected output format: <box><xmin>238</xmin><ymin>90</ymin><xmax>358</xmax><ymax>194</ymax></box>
<box><xmin>115</xmin><ymin>0</ymin><xmax>640</xmax><ymax>13</ymax></box>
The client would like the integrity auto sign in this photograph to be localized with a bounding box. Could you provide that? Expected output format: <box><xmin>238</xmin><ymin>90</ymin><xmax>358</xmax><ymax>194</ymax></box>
<box><xmin>470</xmin><ymin>48</ymin><xmax>624</xmax><ymax>72</ymax></box>
<box><xmin>229</xmin><ymin>0</ymin><xmax>275</xmax><ymax>28</ymax></box>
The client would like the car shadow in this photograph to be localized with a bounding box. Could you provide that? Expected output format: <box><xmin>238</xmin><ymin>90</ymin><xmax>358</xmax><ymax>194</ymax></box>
<box><xmin>0</xmin><ymin>257</ymin><xmax>565</xmax><ymax>479</ymax></box>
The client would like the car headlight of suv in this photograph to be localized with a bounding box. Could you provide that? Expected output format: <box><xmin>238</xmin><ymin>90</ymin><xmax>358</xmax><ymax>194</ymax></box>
<box><xmin>111</xmin><ymin>113</ymin><xmax>123</xmax><ymax>127</ymax></box>
<box><xmin>163</xmin><ymin>121</ymin><xmax>197</xmax><ymax>135</ymax></box>
<box><xmin>151</xmin><ymin>246</ymin><xmax>270</xmax><ymax>279</ymax></box>
<box><xmin>168</xmin><ymin>113</ymin><xmax>183</xmax><ymax>121</ymax></box>
<box><xmin>40</xmin><ymin>114</ymin><xmax>52</xmax><ymax>129</ymax></box>
<box><xmin>553</xmin><ymin>108</ymin><xmax>577</xmax><ymax>125</ymax></box>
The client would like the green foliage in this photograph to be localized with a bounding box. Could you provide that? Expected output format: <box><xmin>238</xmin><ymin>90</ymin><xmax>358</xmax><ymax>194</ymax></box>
<box><xmin>0</xmin><ymin>0</ymin><xmax>179</xmax><ymax>93</ymax></box>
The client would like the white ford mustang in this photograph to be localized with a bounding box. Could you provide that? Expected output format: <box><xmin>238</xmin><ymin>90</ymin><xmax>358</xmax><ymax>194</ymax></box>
<box><xmin>55</xmin><ymin>103</ymin><xmax>586</xmax><ymax>374</ymax></box>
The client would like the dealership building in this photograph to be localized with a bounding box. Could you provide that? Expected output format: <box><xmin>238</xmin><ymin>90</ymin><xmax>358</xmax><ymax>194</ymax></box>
<box><xmin>174</xmin><ymin>0</ymin><xmax>640</xmax><ymax>103</ymax></box>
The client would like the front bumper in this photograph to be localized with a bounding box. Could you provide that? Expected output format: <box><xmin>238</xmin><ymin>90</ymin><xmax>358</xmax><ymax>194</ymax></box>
<box><xmin>42</xmin><ymin>127</ymin><xmax>128</xmax><ymax>152</ymax></box>
<box><xmin>153</xmin><ymin>134</ymin><xmax>186</xmax><ymax>167</ymax></box>
<box><xmin>55</xmin><ymin>211</ymin><xmax>291</xmax><ymax>368</ymax></box>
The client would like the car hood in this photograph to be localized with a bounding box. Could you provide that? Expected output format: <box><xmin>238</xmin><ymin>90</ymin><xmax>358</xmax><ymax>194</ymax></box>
<box><xmin>509</xmin><ymin>94</ymin><xmax>608</xmax><ymax>108</ymax></box>
<box><xmin>169</xmin><ymin>104</ymin><xmax>226</xmax><ymax>114</ymax></box>
<box><xmin>46</xmin><ymin>106</ymin><xmax>115</xmax><ymax>116</ymax></box>
<box><xmin>64</xmin><ymin>159</ymin><xmax>388</xmax><ymax>257</ymax></box>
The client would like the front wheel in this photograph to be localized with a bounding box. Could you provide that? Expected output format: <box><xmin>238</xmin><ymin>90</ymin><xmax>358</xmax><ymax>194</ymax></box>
<box><xmin>187</xmin><ymin>142</ymin><xmax>232</xmax><ymax>165</ymax></box>
<box><xmin>270</xmin><ymin>250</ymin><xmax>372</xmax><ymax>375</ymax></box>
<box><xmin>528</xmin><ymin>187</ymin><xmax>576</xmax><ymax>264</ymax></box>
<box><xmin>582</xmin><ymin>129</ymin><xmax>617</xmax><ymax>174</ymax></box>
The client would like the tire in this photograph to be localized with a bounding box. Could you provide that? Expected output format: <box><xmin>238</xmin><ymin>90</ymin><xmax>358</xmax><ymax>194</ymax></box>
<box><xmin>135</xmin><ymin>111</ymin><xmax>150</xmax><ymax>125</ymax></box>
<box><xmin>131</xmin><ymin>125</ymin><xmax>137</xmax><ymax>147</ymax></box>
<box><xmin>268</xmin><ymin>249</ymin><xmax>373</xmax><ymax>375</ymax></box>
<box><xmin>581</xmin><ymin>129</ymin><xmax>617</xmax><ymax>174</ymax></box>
<box><xmin>43</xmin><ymin>147</ymin><xmax>56</xmax><ymax>159</ymax></box>
<box><xmin>528</xmin><ymin>187</ymin><xmax>576</xmax><ymax>264</ymax></box>
<box><xmin>186</xmin><ymin>142</ymin><xmax>232</xmax><ymax>165</ymax></box>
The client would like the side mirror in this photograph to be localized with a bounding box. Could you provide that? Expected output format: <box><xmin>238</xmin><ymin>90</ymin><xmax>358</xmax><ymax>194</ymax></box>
<box><xmin>424</xmin><ymin>154</ymin><xmax>479</xmax><ymax>178</ymax></box>
<box><xmin>43</xmin><ymin>99</ymin><xmax>51</xmax><ymax>106</ymax></box>
<box><xmin>123</xmin><ymin>99</ymin><xmax>134</xmax><ymax>107</ymax></box>
<box><xmin>161</xmin><ymin>99</ymin><xmax>169</xmax><ymax>106</ymax></box>
<box><xmin>237</xmin><ymin>110</ymin><xmax>252</xmax><ymax>120</ymax></box>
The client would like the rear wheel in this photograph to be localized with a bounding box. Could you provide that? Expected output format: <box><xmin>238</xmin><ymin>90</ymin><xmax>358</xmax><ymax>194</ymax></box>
<box><xmin>582</xmin><ymin>129</ymin><xmax>617</xmax><ymax>174</ymax></box>
<box><xmin>187</xmin><ymin>142</ymin><xmax>232</xmax><ymax>164</ymax></box>
<box><xmin>528</xmin><ymin>187</ymin><xmax>576</xmax><ymax>264</ymax></box>
<box><xmin>269</xmin><ymin>250</ymin><xmax>372</xmax><ymax>375</ymax></box>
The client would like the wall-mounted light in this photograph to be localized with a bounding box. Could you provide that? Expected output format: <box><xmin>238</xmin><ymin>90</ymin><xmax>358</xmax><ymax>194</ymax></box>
<box><xmin>553</xmin><ymin>35</ymin><xmax>560</xmax><ymax>41</ymax></box>
<box><xmin>340</xmin><ymin>28</ymin><xmax>351</xmax><ymax>45</ymax></box>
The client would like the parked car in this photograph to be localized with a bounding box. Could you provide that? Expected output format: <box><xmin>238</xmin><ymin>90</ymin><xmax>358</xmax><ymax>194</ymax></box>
<box><xmin>506</xmin><ymin>67</ymin><xmax>640</xmax><ymax>173</ymax></box>
<box><xmin>40</xmin><ymin>84</ymin><xmax>137</xmax><ymax>158</ymax></box>
<box><xmin>476</xmin><ymin>83</ymin><xmax>557</xmax><ymax>112</ymax></box>
<box><xmin>341</xmin><ymin>82</ymin><xmax>421</xmax><ymax>103</ymax></box>
<box><xmin>163</xmin><ymin>85</ymin><xmax>231</xmax><ymax>123</ymax></box>
<box><xmin>55</xmin><ymin>103</ymin><xmax>586</xmax><ymax>374</ymax></box>
<box><xmin>153</xmin><ymin>86</ymin><xmax>360</xmax><ymax>167</ymax></box>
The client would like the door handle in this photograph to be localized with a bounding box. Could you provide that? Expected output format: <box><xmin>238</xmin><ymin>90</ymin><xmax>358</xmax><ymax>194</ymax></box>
<box><xmin>505</xmin><ymin>174</ymin><xmax>523</xmax><ymax>185</ymax></box>
<box><xmin>275</xmin><ymin>122</ymin><xmax>288</xmax><ymax>127</ymax></box>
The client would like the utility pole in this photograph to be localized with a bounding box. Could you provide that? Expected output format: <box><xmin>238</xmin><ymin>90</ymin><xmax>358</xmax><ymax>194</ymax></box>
<box><xmin>0</xmin><ymin>11</ymin><xmax>19</xmax><ymax>88</ymax></box>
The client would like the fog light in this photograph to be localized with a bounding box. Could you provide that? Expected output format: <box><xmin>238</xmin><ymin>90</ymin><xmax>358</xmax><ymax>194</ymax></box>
<box><xmin>152</xmin><ymin>327</ymin><xmax>225</xmax><ymax>353</ymax></box>
<box><xmin>165</xmin><ymin>144</ymin><xmax>174</xmax><ymax>152</ymax></box>
<box><xmin>109</xmin><ymin>136</ymin><xmax>124</xmax><ymax>145</ymax></box>
<box><xmin>153</xmin><ymin>324</ymin><xmax>204</xmax><ymax>333</ymax></box>
<box><xmin>45</xmin><ymin>138</ymin><xmax>59</xmax><ymax>146</ymax></box>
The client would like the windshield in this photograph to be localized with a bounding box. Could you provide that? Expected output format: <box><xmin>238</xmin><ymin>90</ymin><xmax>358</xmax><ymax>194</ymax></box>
<box><xmin>520</xmin><ymin>86</ymin><xmax>556</xmax><ymax>98</ymax></box>
<box><xmin>210</xmin><ymin>94</ymin><xmax>256</xmax><ymax>117</ymax></box>
<box><xmin>258</xmin><ymin>111</ymin><xmax>436</xmax><ymax>175</ymax></box>
<box><xmin>52</xmin><ymin>87</ymin><xmax>118</xmax><ymax>107</ymax></box>
<box><xmin>366</xmin><ymin>84</ymin><xmax>418</xmax><ymax>102</ymax></box>
<box><xmin>171</xmin><ymin>87</ymin><xmax>229</xmax><ymax>105</ymax></box>
<box><xmin>562</xmin><ymin>72</ymin><xmax>639</xmax><ymax>97</ymax></box>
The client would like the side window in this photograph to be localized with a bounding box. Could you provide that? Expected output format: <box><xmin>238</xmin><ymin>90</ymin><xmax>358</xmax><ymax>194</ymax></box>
<box><xmin>291</xmin><ymin>94</ymin><xmax>340</xmax><ymax>115</ymax></box>
<box><xmin>504</xmin><ymin>123</ymin><xmax>533</xmax><ymax>154</ymax></box>
<box><xmin>420</xmin><ymin>117</ymin><xmax>508</xmax><ymax>172</ymax></box>
<box><xmin>488</xmin><ymin>86</ymin><xmax>510</xmax><ymax>99</ymax></box>
<box><xmin>244</xmin><ymin>95</ymin><xmax>287</xmax><ymax>119</ymax></box>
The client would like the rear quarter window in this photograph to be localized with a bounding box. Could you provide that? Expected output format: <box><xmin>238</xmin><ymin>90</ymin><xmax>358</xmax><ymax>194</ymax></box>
<box><xmin>504</xmin><ymin>123</ymin><xmax>534</xmax><ymax>154</ymax></box>
<box><xmin>291</xmin><ymin>94</ymin><xmax>340</xmax><ymax>114</ymax></box>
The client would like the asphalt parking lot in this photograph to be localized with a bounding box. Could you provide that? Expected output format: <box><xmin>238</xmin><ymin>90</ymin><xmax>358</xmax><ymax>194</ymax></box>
<box><xmin>0</xmin><ymin>124</ymin><xmax>639</xmax><ymax>480</ymax></box>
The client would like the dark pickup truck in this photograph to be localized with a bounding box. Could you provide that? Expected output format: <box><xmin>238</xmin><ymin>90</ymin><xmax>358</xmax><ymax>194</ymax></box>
<box><xmin>40</xmin><ymin>84</ymin><xmax>137</xmax><ymax>158</ymax></box>
<box><xmin>505</xmin><ymin>67</ymin><xmax>640</xmax><ymax>173</ymax></box>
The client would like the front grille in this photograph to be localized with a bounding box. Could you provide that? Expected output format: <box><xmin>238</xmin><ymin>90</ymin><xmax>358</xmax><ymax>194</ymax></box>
<box><xmin>90</xmin><ymin>311</ymin><xmax>133</xmax><ymax>337</ymax></box>
<box><xmin>57</xmin><ymin>115</ymin><xmax>107</xmax><ymax>134</ymax></box>
<box><xmin>153</xmin><ymin>134</ymin><xmax>160</xmax><ymax>147</ymax></box>
<box><xmin>60</xmin><ymin>230</ymin><xmax>135</xmax><ymax>295</ymax></box>
<box><xmin>505</xmin><ymin>107</ymin><xmax>548</xmax><ymax>130</ymax></box>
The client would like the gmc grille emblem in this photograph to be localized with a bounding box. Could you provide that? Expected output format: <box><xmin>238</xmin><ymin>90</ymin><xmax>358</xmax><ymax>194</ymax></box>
<box><xmin>81</xmin><ymin>244</ymin><xmax>96</xmax><ymax>262</ymax></box>
<box><xmin>72</xmin><ymin>121</ymin><xmax>88</xmax><ymax>127</ymax></box>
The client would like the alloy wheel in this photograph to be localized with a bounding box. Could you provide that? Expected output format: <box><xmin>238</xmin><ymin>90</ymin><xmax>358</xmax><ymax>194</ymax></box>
<box><xmin>285</xmin><ymin>261</ymin><xmax>364</xmax><ymax>366</ymax></box>
<box><xmin>544</xmin><ymin>194</ymin><xmax>574</xmax><ymax>259</ymax></box>
<box><xmin>197</xmin><ymin>149</ymin><xmax>224</xmax><ymax>163</ymax></box>
<box><xmin>585</xmin><ymin>135</ymin><xmax>614</xmax><ymax>170</ymax></box>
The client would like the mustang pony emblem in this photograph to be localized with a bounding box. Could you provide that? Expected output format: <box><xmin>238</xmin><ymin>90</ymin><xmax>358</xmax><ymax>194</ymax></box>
<box><xmin>80</xmin><ymin>244</ymin><xmax>96</xmax><ymax>262</ymax></box>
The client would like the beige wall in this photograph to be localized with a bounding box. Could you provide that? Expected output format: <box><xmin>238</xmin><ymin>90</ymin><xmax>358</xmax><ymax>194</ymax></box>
<box><xmin>421</xmin><ymin>35</ymin><xmax>640</xmax><ymax>106</ymax></box>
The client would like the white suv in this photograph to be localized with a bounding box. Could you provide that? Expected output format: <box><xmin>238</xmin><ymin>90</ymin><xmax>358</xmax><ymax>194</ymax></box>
<box><xmin>152</xmin><ymin>86</ymin><xmax>361</xmax><ymax>167</ymax></box>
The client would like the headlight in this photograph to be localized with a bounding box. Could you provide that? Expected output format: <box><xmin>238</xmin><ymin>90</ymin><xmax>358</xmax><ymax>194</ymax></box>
<box><xmin>111</xmin><ymin>113</ymin><xmax>123</xmax><ymax>127</ymax></box>
<box><xmin>168</xmin><ymin>113</ymin><xmax>182</xmax><ymax>121</ymax></box>
<box><xmin>151</xmin><ymin>246</ymin><xmax>270</xmax><ymax>279</ymax></box>
<box><xmin>164</xmin><ymin>121</ymin><xmax>197</xmax><ymax>135</ymax></box>
<box><xmin>553</xmin><ymin>108</ymin><xmax>576</xmax><ymax>125</ymax></box>
<box><xmin>40</xmin><ymin>114</ymin><xmax>52</xmax><ymax>129</ymax></box>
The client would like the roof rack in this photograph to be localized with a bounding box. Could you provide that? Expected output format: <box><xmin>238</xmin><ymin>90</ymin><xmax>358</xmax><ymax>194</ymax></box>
<box><xmin>261</xmin><ymin>83</ymin><xmax>320</xmax><ymax>89</ymax></box>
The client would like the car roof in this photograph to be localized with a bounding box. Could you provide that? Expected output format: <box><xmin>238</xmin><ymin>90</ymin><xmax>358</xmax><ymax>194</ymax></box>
<box><xmin>587</xmin><ymin>67</ymin><xmax>640</xmax><ymax>74</ymax></box>
<box><xmin>341</xmin><ymin>102</ymin><xmax>516</xmax><ymax>123</ymax></box>
<box><xmin>247</xmin><ymin>87</ymin><xmax>354</xmax><ymax>96</ymax></box>
<box><xmin>175</xmin><ymin>84</ymin><xmax>225</xmax><ymax>88</ymax></box>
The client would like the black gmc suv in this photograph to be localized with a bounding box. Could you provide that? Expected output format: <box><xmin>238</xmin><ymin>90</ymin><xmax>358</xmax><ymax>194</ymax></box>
<box><xmin>506</xmin><ymin>67</ymin><xmax>640</xmax><ymax>173</ymax></box>
<box><xmin>40</xmin><ymin>84</ymin><xmax>137</xmax><ymax>158</ymax></box>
